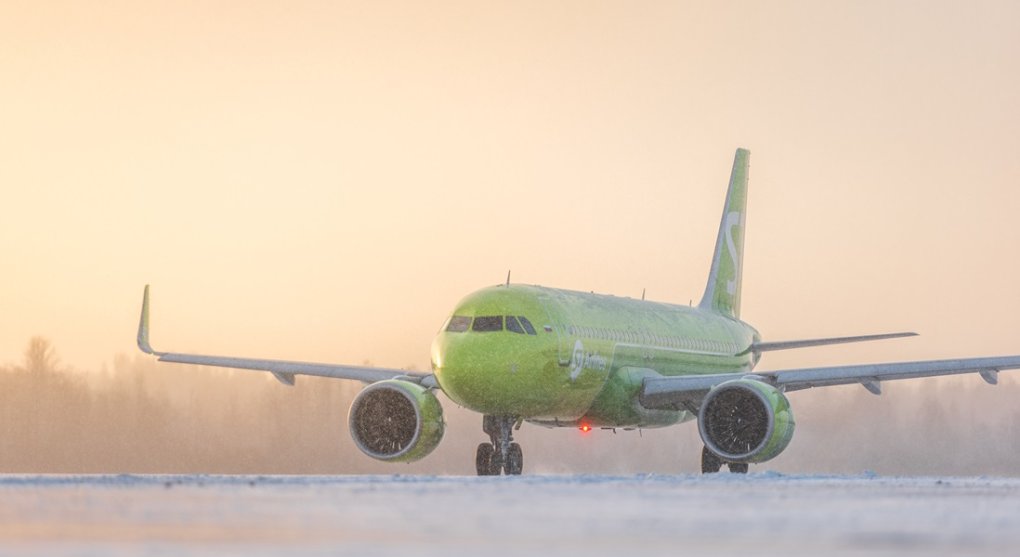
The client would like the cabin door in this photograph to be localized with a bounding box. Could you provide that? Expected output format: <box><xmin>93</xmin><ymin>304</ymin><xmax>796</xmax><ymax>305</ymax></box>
<box><xmin>537</xmin><ymin>293</ymin><xmax>572</xmax><ymax>367</ymax></box>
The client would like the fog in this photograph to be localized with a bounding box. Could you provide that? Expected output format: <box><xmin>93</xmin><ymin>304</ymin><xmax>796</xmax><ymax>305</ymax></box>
<box><xmin>2</xmin><ymin>337</ymin><xmax>1018</xmax><ymax>476</ymax></box>
<box><xmin>3</xmin><ymin>2</ymin><xmax>1019</xmax><ymax>477</ymax></box>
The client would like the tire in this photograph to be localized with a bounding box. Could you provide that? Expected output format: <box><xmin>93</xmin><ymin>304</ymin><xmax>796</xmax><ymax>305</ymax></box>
<box><xmin>701</xmin><ymin>446</ymin><xmax>723</xmax><ymax>474</ymax></box>
<box><xmin>728</xmin><ymin>462</ymin><xmax>749</xmax><ymax>474</ymax></box>
<box><xmin>476</xmin><ymin>443</ymin><xmax>496</xmax><ymax>476</ymax></box>
<box><xmin>505</xmin><ymin>443</ymin><xmax>523</xmax><ymax>475</ymax></box>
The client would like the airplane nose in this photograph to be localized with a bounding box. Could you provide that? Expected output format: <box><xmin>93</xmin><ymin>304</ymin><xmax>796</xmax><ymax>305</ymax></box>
<box><xmin>432</xmin><ymin>328</ymin><xmax>588</xmax><ymax>419</ymax></box>
<box><xmin>432</xmin><ymin>333</ymin><xmax>526</xmax><ymax>416</ymax></box>
<box><xmin>434</xmin><ymin>335</ymin><xmax>487</xmax><ymax>407</ymax></box>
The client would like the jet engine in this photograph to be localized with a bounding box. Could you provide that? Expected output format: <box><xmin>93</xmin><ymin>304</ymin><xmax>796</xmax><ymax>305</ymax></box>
<box><xmin>348</xmin><ymin>379</ymin><xmax>445</xmax><ymax>462</ymax></box>
<box><xmin>698</xmin><ymin>378</ymin><xmax>795</xmax><ymax>463</ymax></box>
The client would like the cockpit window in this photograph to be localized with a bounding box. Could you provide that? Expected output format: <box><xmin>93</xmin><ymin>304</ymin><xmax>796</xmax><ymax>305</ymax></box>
<box><xmin>518</xmin><ymin>316</ymin><xmax>537</xmax><ymax>335</ymax></box>
<box><xmin>446</xmin><ymin>316</ymin><xmax>472</xmax><ymax>332</ymax></box>
<box><xmin>472</xmin><ymin>315</ymin><xmax>503</xmax><ymax>332</ymax></box>
<box><xmin>506</xmin><ymin>315</ymin><xmax>525</xmax><ymax>334</ymax></box>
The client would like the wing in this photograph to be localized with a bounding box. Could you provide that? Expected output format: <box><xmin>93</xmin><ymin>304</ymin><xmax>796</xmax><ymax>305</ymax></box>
<box><xmin>640</xmin><ymin>355</ymin><xmax>1020</xmax><ymax>410</ymax></box>
<box><xmin>137</xmin><ymin>285</ymin><xmax>436</xmax><ymax>388</ymax></box>
<box><xmin>747</xmin><ymin>331</ymin><xmax>917</xmax><ymax>354</ymax></box>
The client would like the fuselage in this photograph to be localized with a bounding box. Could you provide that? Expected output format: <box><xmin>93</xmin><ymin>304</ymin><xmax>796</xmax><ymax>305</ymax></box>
<box><xmin>431</xmin><ymin>284</ymin><xmax>760</xmax><ymax>429</ymax></box>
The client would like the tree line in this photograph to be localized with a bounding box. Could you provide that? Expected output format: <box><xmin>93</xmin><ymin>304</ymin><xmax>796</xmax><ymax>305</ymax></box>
<box><xmin>2</xmin><ymin>337</ymin><xmax>1019</xmax><ymax>475</ymax></box>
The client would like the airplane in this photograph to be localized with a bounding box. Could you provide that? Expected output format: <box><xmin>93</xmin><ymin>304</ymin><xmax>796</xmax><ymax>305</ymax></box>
<box><xmin>136</xmin><ymin>148</ymin><xmax>1020</xmax><ymax>475</ymax></box>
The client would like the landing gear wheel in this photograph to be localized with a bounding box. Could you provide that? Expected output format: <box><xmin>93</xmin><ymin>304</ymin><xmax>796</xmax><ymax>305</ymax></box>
<box><xmin>701</xmin><ymin>446</ymin><xmax>723</xmax><ymax>474</ymax></box>
<box><xmin>489</xmin><ymin>447</ymin><xmax>503</xmax><ymax>475</ymax></box>
<box><xmin>478</xmin><ymin>415</ymin><xmax>521</xmax><ymax>476</ymax></box>
<box><xmin>476</xmin><ymin>443</ymin><xmax>498</xmax><ymax>476</ymax></box>
<box><xmin>504</xmin><ymin>442</ymin><xmax>523</xmax><ymax>475</ymax></box>
<box><xmin>728</xmin><ymin>462</ymin><xmax>749</xmax><ymax>474</ymax></box>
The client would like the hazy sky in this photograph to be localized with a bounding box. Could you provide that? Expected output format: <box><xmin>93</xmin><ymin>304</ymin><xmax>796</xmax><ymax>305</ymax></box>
<box><xmin>2</xmin><ymin>1</ymin><xmax>1019</xmax><ymax>376</ymax></box>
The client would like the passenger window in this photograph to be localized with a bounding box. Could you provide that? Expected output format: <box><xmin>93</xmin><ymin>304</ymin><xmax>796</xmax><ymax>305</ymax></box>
<box><xmin>519</xmin><ymin>316</ymin><xmax>538</xmax><ymax>335</ymax></box>
<box><xmin>446</xmin><ymin>316</ymin><xmax>472</xmax><ymax>333</ymax></box>
<box><xmin>472</xmin><ymin>316</ymin><xmax>503</xmax><ymax>332</ymax></box>
<box><xmin>506</xmin><ymin>316</ymin><xmax>525</xmax><ymax>334</ymax></box>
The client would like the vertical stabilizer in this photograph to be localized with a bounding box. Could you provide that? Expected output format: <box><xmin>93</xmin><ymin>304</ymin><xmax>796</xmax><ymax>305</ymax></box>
<box><xmin>698</xmin><ymin>148</ymin><xmax>750</xmax><ymax>318</ymax></box>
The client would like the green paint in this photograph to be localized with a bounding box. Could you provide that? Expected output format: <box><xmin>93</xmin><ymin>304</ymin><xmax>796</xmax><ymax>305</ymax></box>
<box><xmin>432</xmin><ymin>284</ymin><xmax>757</xmax><ymax>428</ymax></box>
<box><xmin>432</xmin><ymin>148</ymin><xmax>758</xmax><ymax>429</ymax></box>
<box><xmin>699</xmin><ymin>148</ymin><xmax>749</xmax><ymax>318</ymax></box>
<box><xmin>583</xmin><ymin>367</ymin><xmax>687</xmax><ymax>428</ymax></box>
<box><xmin>700</xmin><ymin>378</ymin><xmax>795</xmax><ymax>463</ymax></box>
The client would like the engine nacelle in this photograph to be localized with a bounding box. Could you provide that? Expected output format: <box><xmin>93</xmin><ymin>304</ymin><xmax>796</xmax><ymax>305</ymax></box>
<box><xmin>698</xmin><ymin>378</ymin><xmax>795</xmax><ymax>464</ymax></box>
<box><xmin>348</xmin><ymin>379</ymin><xmax>445</xmax><ymax>463</ymax></box>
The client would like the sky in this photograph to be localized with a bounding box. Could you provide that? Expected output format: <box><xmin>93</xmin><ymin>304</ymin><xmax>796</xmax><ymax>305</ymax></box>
<box><xmin>2</xmin><ymin>0</ymin><xmax>1019</xmax><ymax>380</ymax></box>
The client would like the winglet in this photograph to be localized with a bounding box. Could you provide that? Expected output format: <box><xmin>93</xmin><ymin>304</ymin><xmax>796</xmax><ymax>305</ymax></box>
<box><xmin>137</xmin><ymin>284</ymin><xmax>163</xmax><ymax>356</ymax></box>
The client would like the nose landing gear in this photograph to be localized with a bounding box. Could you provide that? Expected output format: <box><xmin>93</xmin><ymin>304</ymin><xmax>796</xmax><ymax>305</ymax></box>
<box><xmin>476</xmin><ymin>415</ymin><xmax>523</xmax><ymax>475</ymax></box>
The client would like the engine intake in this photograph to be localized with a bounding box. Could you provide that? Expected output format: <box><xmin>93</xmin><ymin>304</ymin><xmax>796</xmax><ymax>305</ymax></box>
<box><xmin>698</xmin><ymin>378</ymin><xmax>795</xmax><ymax>463</ymax></box>
<box><xmin>349</xmin><ymin>379</ymin><xmax>444</xmax><ymax>462</ymax></box>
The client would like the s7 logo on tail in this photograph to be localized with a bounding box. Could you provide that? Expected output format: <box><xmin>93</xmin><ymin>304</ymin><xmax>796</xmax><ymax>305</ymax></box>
<box><xmin>724</xmin><ymin>211</ymin><xmax>741</xmax><ymax>295</ymax></box>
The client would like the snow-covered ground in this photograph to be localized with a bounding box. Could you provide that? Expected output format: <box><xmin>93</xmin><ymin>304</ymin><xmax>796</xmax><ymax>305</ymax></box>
<box><xmin>0</xmin><ymin>474</ymin><xmax>1018</xmax><ymax>556</ymax></box>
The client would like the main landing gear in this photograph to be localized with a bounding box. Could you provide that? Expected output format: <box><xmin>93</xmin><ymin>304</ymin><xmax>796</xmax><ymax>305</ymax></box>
<box><xmin>701</xmin><ymin>446</ymin><xmax>748</xmax><ymax>474</ymax></box>
<box><xmin>476</xmin><ymin>415</ymin><xmax>523</xmax><ymax>476</ymax></box>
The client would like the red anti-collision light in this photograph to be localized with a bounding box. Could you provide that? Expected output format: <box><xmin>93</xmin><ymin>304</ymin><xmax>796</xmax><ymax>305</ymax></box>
<box><xmin>579</xmin><ymin>423</ymin><xmax>592</xmax><ymax>433</ymax></box>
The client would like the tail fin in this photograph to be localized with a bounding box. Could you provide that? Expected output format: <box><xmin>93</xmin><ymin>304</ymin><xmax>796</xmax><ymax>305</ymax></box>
<box><xmin>698</xmin><ymin>148</ymin><xmax>750</xmax><ymax>318</ymax></box>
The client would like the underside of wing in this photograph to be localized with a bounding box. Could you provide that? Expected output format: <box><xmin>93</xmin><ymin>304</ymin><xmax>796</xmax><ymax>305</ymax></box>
<box><xmin>640</xmin><ymin>355</ymin><xmax>1020</xmax><ymax>411</ymax></box>
<box><xmin>758</xmin><ymin>356</ymin><xmax>1020</xmax><ymax>393</ymax></box>
<box><xmin>640</xmin><ymin>373</ymin><xmax>743</xmax><ymax>411</ymax></box>
<box><xmin>153</xmin><ymin>352</ymin><xmax>432</xmax><ymax>385</ymax></box>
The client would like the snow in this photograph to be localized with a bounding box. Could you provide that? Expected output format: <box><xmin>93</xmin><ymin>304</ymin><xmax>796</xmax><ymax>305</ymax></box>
<box><xmin>0</xmin><ymin>474</ymin><xmax>1018</xmax><ymax>556</ymax></box>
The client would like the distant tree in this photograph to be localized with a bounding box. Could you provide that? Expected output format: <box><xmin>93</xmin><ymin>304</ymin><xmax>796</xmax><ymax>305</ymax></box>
<box><xmin>21</xmin><ymin>336</ymin><xmax>59</xmax><ymax>375</ymax></box>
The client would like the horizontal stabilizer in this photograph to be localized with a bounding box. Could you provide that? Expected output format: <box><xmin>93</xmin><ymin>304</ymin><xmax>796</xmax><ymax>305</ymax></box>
<box><xmin>747</xmin><ymin>332</ymin><xmax>917</xmax><ymax>354</ymax></box>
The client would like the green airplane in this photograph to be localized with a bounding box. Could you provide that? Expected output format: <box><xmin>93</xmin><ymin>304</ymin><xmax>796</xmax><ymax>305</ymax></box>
<box><xmin>137</xmin><ymin>148</ymin><xmax>1020</xmax><ymax>475</ymax></box>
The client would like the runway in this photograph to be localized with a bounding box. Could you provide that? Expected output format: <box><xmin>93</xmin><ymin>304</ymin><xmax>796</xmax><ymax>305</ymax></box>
<box><xmin>0</xmin><ymin>474</ymin><xmax>1018</xmax><ymax>556</ymax></box>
